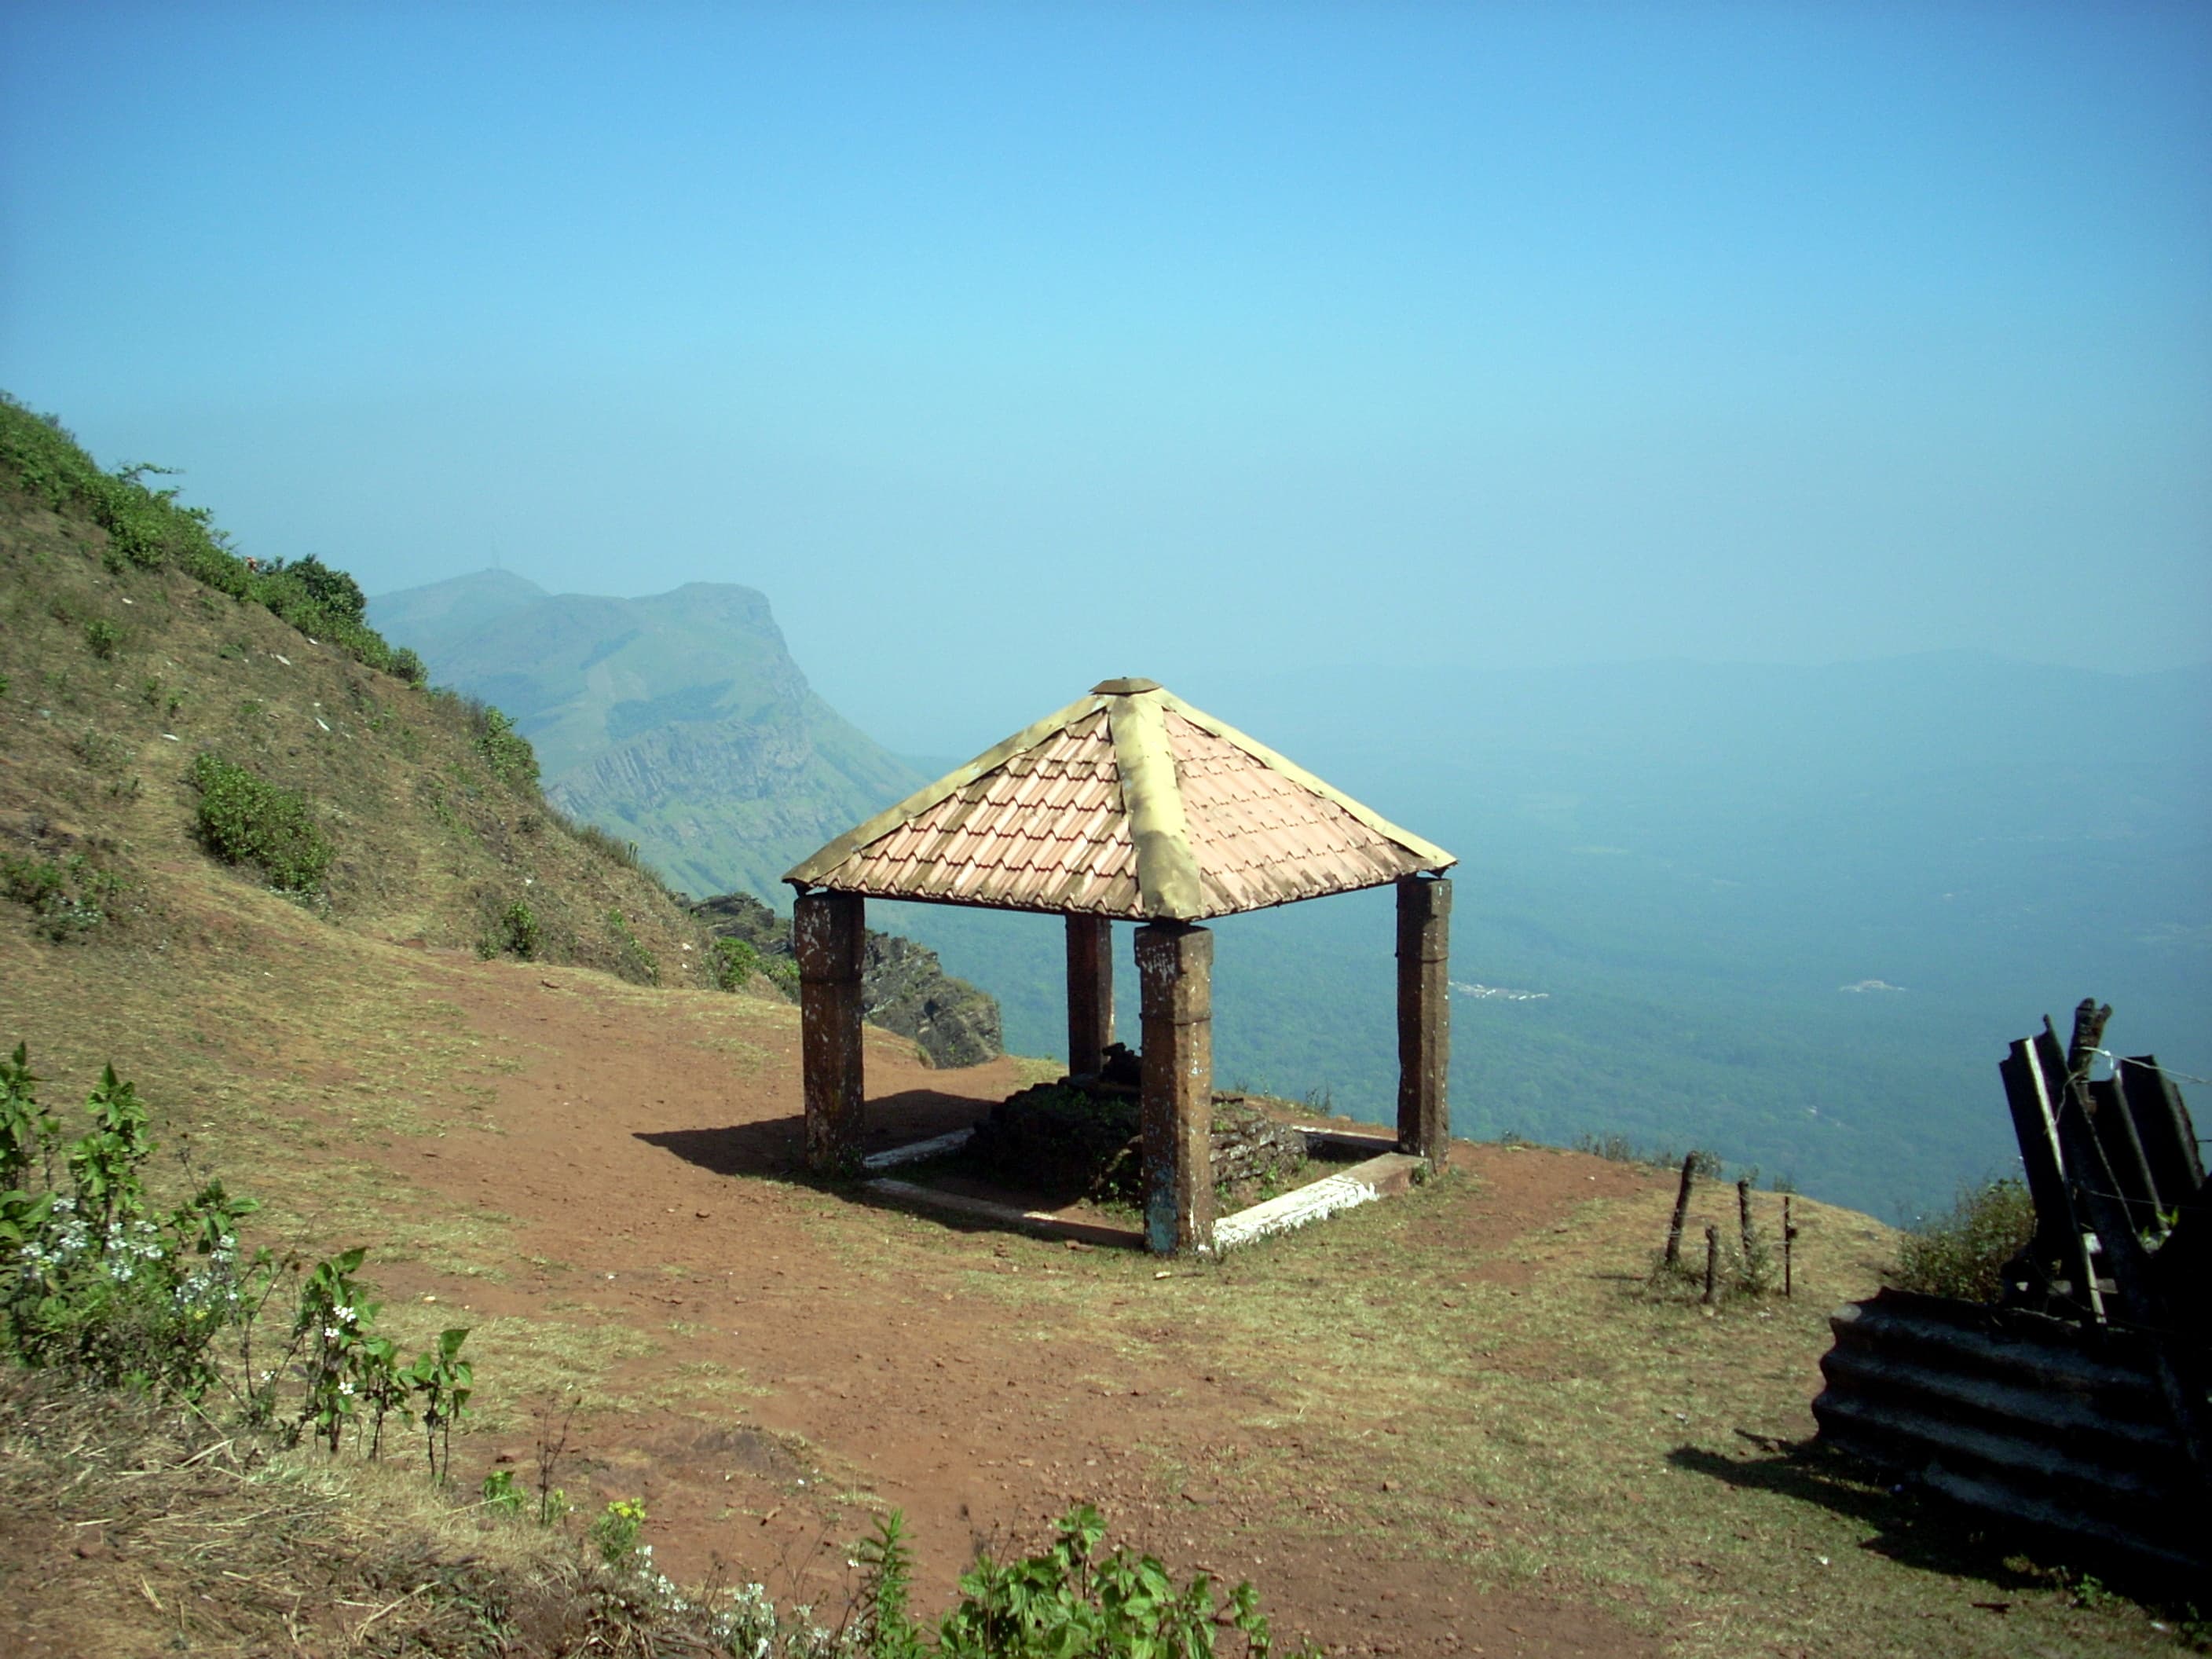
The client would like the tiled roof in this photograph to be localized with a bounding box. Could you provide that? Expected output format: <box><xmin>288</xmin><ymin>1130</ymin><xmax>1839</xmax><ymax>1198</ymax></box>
<box><xmin>784</xmin><ymin>679</ymin><xmax>1453</xmax><ymax>920</ymax></box>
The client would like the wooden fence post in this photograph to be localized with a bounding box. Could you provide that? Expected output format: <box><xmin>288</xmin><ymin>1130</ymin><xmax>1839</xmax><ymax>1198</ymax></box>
<box><xmin>1664</xmin><ymin>1153</ymin><xmax>1697</xmax><ymax>1270</ymax></box>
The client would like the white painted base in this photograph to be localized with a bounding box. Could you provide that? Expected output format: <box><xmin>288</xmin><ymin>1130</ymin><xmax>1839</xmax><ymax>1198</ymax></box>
<box><xmin>1214</xmin><ymin>1168</ymin><xmax>1379</xmax><ymax>1250</ymax></box>
<box><xmin>861</xmin><ymin>1127</ymin><xmax>975</xmax><ymax>1172</ymax></box>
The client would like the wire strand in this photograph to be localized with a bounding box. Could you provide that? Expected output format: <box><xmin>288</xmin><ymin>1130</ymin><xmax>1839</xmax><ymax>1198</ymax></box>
<box><xmin>2094</xmin><ymin>1049</ymin><xmax>2212</xmax><ymax>1089</ymax></box>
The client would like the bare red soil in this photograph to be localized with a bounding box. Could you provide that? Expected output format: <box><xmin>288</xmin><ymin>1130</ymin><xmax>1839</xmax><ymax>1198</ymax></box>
<box><xmin>345</xmin><ymin>951</ymin><xmax>1662</xmax><ymax>1657</ymax></box>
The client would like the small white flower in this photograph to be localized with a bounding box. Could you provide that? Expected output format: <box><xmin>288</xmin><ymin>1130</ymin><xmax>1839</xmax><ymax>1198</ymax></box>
<box><xmin>324</xmin><ymin>1324</ymin><xmax>342</xmax><ymax>1340</ymax></box>
<box><xmin>339</xmin><ymin>1379</ymin><xmax>355</xmax><ymax>1396</ymax></box>
<box><xmin>333</xmin><ymin>1304</ymin><xmax>354</xmax><ymax>1323</ymax></box>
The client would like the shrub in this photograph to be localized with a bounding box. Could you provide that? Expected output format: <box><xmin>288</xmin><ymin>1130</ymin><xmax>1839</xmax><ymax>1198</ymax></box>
<box><xmin>1</xmin><ymin>851</ymin><xmax>119</xmax><ymax>940</ymax></box>
<box><xmin>82</xmin><ymin>618</ymin><xmax>120</xmax><ymax>658</ymax></box>
<box><xmin>709</xmin><ymin>936</ymin><xmax>762</xmax><ymax>991</ymax></box>
<box><xmin>470</xmin><ymin>703</ymin><xmax>539</xmax><ymax>786</ymax></box>
<box><xmin>0</xmin><ymin>394</ymin><xmax>412</xmax><ymax>678</ymax></box>
<box><xmin>388</xmin><ymin>646</ymin><xmax>427</xmax><ymax>687</ymax></box>
<box><xmin>496</xmin><ymin>900</ymin><xmax>540</xmax><ymax>961</ymax></box>
<box><xmin>188</xmin><ymin>753</ymin><xmax>333</xmax><ymax>894</ymax></box>
<box><xmin>1</xmin><ymin>1044</ymin><xmax>475</xmax><ymax>1463</ymax></box>
<box><xmin>1894</xmin><ymin>1177</ymin><xmax>2036</xmax><ymax>1303</ymax></box>
<box><xmin>278</xmin><ymin>554</ymin><xmax>365</xmax><ymax>624</ymax></box>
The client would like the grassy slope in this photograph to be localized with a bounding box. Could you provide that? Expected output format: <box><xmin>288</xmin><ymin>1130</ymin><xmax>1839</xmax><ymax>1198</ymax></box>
<box><xmin>0</xmin><ymin>419</ymin><xmax>716</xmax><ymax>985</ymax></box>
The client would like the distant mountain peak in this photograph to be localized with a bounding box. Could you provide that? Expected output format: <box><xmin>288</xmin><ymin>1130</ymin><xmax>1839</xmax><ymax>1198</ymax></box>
<box><xmin>364</xmin><ymin>573</ymin><xmax>921</xmax><ymax>902</ymax></box>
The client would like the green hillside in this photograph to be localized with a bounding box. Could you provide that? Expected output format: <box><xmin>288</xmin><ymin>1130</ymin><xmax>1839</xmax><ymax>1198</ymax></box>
<box><xmin>368</xmin><ymin>573</ymin><xmax>920</xmax><ymax>899</ymax></box>
<box><xmin>0</xmin><ymin>392</ymin><xmax>720</xmax><ymax>985</ymax></box>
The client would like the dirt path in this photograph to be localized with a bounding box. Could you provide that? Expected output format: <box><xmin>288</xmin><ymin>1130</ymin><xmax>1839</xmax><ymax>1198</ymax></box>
<box><xmin>345</xmin><ymin>951</ymin><xmax>1661</xmax><ymax>1657</ymax></box>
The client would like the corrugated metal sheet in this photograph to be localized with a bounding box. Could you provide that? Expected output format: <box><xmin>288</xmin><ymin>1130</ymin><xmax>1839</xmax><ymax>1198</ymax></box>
<box><xmin>786</xmin><ymin>681</ymin><xmax>1454</xmax><ymax>919</ymax></box>
<box><xmin>1814</xmin><ymin>1288</ymin><xmax>2208</xmax><ymax>1578</ymax></box>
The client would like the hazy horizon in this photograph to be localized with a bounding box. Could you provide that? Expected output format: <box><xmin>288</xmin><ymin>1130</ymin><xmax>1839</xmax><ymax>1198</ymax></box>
<box><xmin>6</xmin><ymin>4</ymin><xmax>2208</xmax><ymax>754</ymax></box>
<box><xmin>370</xmin><ymin>564</ymin><xmax>2212</xmax><ymax>755</ymax></box>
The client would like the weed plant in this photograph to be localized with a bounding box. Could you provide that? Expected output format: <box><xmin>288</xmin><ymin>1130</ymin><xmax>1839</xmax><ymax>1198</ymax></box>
<box><xmin>1893</xmin><ymin>1177</ymin><xmax>2037</xmax><ymax>1303</ymax></box>
<box><xmin>482</xmin><ymin>899</ymin><xmax>540</xmax><ymax>961</ymax></box>
<box><xmin>0</xmin><ymin>851</ymin><xmax>119</xmax><ymax>940</ymax></box>
<box><xmin>1</xmin><ymin>1044</ymin><xmax>473</xmax><ymax>1470</ymax></box>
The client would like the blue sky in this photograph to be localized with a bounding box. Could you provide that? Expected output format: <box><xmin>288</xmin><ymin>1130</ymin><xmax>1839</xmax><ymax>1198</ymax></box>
<box><xmin>4</xmin><ymin>2</ymin><xmax>2207</xmax><ymax>750</ymax></box>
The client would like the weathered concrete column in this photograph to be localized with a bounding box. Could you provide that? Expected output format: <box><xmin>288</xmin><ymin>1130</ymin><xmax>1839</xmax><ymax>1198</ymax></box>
<box><xmin>1136</xmin><ymin>921</ymin><xmax>1214</xmax><ymax>1255</ymax></box>
<box><xmin>796</xmin><ymin>890</ymin><xmax>866</xmax><ymax>1175</ymax></box>
<box><xmin>1065</xmin><ymin>914</ymin><xmax>1115</xmax><ymax>1079</ymax></box>
<box><xmin>1396</xmin><ymin>874</ymin><xmax>1452</xmax><ymax>1165</ymax></box>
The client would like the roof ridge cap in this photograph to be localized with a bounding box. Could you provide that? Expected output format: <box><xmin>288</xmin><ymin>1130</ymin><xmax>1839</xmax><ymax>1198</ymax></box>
<box><xmin>1109</xmin><ymin>690</ymin><xmax>1204</xmax><ymax>920</ymax></box>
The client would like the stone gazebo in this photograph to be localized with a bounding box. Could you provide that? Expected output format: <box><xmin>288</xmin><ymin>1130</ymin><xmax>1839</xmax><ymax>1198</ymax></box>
<box><xmin>783</xmin><ymin>677</ymin><xmax>1456</xmax><ymax>1255</ymax></box>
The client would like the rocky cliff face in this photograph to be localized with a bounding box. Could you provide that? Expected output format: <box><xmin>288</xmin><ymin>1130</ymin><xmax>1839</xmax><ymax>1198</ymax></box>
<box><xmin>691</xmin><ymin>892</ymin><xmax>1002</xmax><ymax>1069</ymax></box>
<box><xmin>368</xmin><ymin>575</ymin><xmax>921</xmax><ymax>900</ymax></box>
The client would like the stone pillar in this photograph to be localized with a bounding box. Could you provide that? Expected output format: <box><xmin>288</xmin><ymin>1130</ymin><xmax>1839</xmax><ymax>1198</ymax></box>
<box><xmin>1136</xmin><ymin>921</ymin><xmax>1214</xmax><ymax>1255</ymax></box>
<box><xmin>1396</xmin><ymin>874</ymin><xmax>1451</xmax><ymax>1165</ymax></box>
<box><xmin>797</xmin><ymin>890</ymin><xmax>866</xmax><ymax>1175</ymax></box>
<box><xmin>1065</xmin><ymin>914</ymin><xmax>1115</xmax><ymax>1079</ymax></box>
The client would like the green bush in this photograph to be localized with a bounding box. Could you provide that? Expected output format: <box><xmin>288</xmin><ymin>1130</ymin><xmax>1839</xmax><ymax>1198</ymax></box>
<box><xmin>388</xmin><ymin>646</ymin><xmax>427</xmax><ymax>687</ymax></box>
<box><xmin>188</xmin><ymin>753</ymin><xmax>333</xmax><ymax>895</ymax></box>
<box><xmin>276</xmin><ymin>554</ymin><xmax>365</xmax><ymax>623</ymax></box>
<box><xmin>82</xmin><ymin>618</ymin><xmax>120</xmax><ymax>659</ymax></box>
<box><xmin>709</xmin><ymin>936</ymin><xmax>763</xmax><ymax>991</ymax></box>
<box><xmin>489</xmin><ymin>900</ymin><xmax>540</xmax><ymax>961</ymax></box>
<box><xmin>467</xmin><ymin>702</ymin><xmax>538</xmax><ymax>786</ymax></box>
<box><xmin>1894</xmin><ymin>1177</ymin><xmax>2036</xmax><ymax>1302</ymax></box>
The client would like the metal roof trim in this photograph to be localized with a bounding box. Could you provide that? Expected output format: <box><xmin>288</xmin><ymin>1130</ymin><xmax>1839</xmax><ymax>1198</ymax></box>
<box><xmin>783</xmin><ymin>692</ymin><xmax>1112</xmax><ymax>889</ymax></box>
<box><xmin>1155</xmin><ymin>690</ymin><xmax>1456</xmax><ymax>873</ymax></box>
<box><xmin>1108</xmin><ymin>690</ymin><xmax>1205</xmax><ymax>921</ymax></box>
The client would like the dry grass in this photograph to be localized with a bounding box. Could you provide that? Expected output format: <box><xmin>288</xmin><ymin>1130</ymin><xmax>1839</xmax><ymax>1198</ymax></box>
<box><xmin>0</xmin><ymin>1369</ymin><xmax>683</xmax><ymax>1657</ymax></box>
<box><xmin>789</xmin><ymin>1163</ymin><xmax>2199</xmax><ymax>1657</ymax></box>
